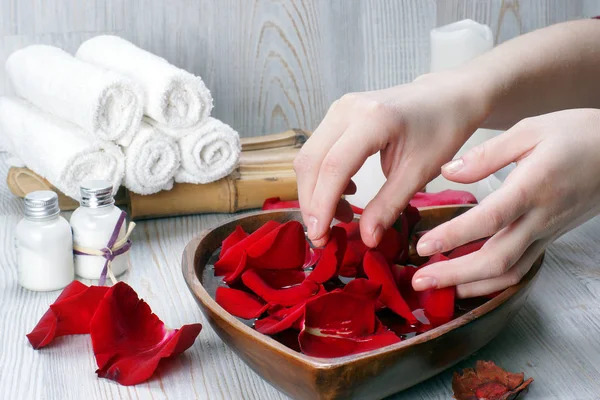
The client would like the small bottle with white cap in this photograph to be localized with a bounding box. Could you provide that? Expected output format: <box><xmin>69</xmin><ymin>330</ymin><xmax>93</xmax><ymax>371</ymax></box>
<box><xmin>70</xmin><ymin>180</ymin><xmax>130</xmax><ymax>281</ymax></box>
<box><xmin>15</xmin><ymin>191</ymin><xmax>74</xmax><ymax>291</ymax></box>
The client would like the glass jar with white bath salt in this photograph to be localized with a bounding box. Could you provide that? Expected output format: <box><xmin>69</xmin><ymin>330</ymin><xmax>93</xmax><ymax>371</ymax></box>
<box><xmin>71</xmin><ymin>180</ymin><xmax>132</xmax><ymax>283</ymax></box>
<box><xmin>15</xmin><ymin>191</ymin><xmax>74</xmax><ymax>291</ymax></box>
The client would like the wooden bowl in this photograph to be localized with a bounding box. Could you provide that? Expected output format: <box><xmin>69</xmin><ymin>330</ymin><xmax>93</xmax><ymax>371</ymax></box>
<box><xmin>182</xmin><ymin>207</ymin><xmax>544</xmax><ymax>400</ymax></box>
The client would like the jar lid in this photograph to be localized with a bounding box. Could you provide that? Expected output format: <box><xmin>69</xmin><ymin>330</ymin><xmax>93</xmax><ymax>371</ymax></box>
<box><xmin>24</xmin><ymin>191</ymin><xmax>60</xmax><ymax>219</ymax></box>
<box><xmin>80</xmin><ymin>180</ymin><xmax>115</xmax><ymax>208</ymax></box>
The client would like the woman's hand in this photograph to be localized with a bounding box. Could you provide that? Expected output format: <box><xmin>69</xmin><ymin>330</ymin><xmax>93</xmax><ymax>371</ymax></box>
<box><xmin>414</xmin><ymin>108</ymin><xmax>600</xmax><ymax>298</ymax></box>
<box><xmin>294</xmin><ymin>71</ymin><xmax>492</xmax><ymax>248</ymax></box>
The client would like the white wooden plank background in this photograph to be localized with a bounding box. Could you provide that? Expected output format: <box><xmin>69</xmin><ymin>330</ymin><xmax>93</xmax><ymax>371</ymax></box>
<box><xmin>2</xmin><ymin>1</ymin><xmax>600</xmax><ymax>399</ymax></box>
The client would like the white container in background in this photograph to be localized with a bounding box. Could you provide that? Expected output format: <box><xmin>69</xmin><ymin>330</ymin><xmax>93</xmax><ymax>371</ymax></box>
<box><xmin>426</xmin><ymin>19</ymin><xmax>508</xmax><ymax>199</ymax></box>
<box><xmin>71</xmin><ymin>180</ymin><xmax>128</xmax><ymax>280</ymax></box>
<box><xmin>16</xmin><ymin>191</ymin><xmax>74</xmax><ymax>291</ymax></box>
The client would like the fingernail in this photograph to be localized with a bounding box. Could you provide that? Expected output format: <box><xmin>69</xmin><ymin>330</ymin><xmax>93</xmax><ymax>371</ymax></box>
<box><xmin>417</xmin><ymin>240</ymin><xmax>442</xmax><ymax>256</ymax></box>
<box><xmin>413</xmin><ymin>276</ymin><xmax>437</xmax><ymax>291</ymax></box>
<box><xmin>372</xmin><ymin>225</ymin><xmax>384</xmax><ymax>246</ymax></box>
<box><xmin>307</xmin><ymin>215</ymin><xmax>319</xmax><ymax>238</ymax></box>
<box><xmin>443</xmin><ymin>158</ymin><xmax>464</xmax><ymax>174</ymax></box>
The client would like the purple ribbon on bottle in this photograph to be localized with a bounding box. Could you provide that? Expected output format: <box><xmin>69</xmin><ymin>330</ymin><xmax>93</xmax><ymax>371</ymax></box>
<box><xmin>73</xmin><ymin>211</ymin><xmax>135</xmax><ymax>286</ymax></box>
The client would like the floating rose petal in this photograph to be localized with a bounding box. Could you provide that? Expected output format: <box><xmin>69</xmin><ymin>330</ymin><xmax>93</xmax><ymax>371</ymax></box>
<box><xmin>214</xmin><ymin>220</ymin><xmax>281</xmax><ymax>276</ymax></box>
<box><xmin>220</xmin><ymin>225</ymin><xmax>248</xmax><ymax>259</ymax></box>
<box><xmin>343</xmin><ymin>278</ymin><xmax>382</xmax><ymax>301</ymax></box>
<box><xmin>242</xmin><ymin>269</ymin><xmax>320</xmax><ymax>306</ymax></box>
<box><xmin>298</xmin><ymin>291</ymin><xmax>400</xmax><ymax>358</ymax></box>
<box><xmin>308</xmin><ymin>226</ymin><xmax>346</xmax><ymax>283</ymax></box>
<box><xmin>336</xmin><ymin>221</ymin><xmax>368</xmax><ymax>278</ymax></box>
<box><xmin>90</xmin><ymin>282</ymin><xmax>202</xmax><ymax>386</ymax></box>
<box><xmin>452</xmin><ymin>360</ymin><xmax>534</xmax><ymax>400</ymax></box>
<box><xmin>416</xmin><ymin>253</ymin><xmax>455</xmax><ymax>326</ymax></box>
<box><xmin>215</xmin><ymin>287</ymin><xmax>269</xmax><ymax>319</ymax></box>
<box><xmin>253</xmin><ymin>269</ymin><xmax>308</xmax><ymax>289</ymax></box>
<box><xmin>376</xmin><ymin>226</ymin><xmax>406</xmax><ymax>264</ymax></box>
<box><xmin>303</xmin><ymin>246</ymin><xmax>322</xmax><ymax>269</ymax></box>
<box><xmin>409</xmin><ymin>190</ymin><xmax>477</xmax><ymax>208</ymax></box>
<box><xmin>363</xmin><ymin>250</ymin><xmax>417</xmax><ymax>324</ymax></box>
<box><xmin>27</xmin><ymin>281</ymin><xmax>109</xmax><ymax>349</ymax></box>
<box><xmin>447</xmin><ymin>238</ymin><xmax>488</xmax><ymax>259</ymax></box>
<box><xmin>390</xmin><ymin>264</ymin><xmax>419</xmax><ymax>310</ymax></box>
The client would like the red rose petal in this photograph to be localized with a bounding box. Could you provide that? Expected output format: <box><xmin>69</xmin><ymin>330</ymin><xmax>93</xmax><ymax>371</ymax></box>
<box><xmin>308</xmin><ymin>226</ymin><xmax>347</xmax><ymax>283</ymax></box>
<box><xmin>220</xmin><ymin>225</ymin><xmax>248</xmax><ymax>259</ymax></box>
<box><xmin>350</xmin><ymin>205</ymin><xmax>364</xmax><ymax>215</ymax></box>
<box><xmin>215</xmin><ymin>287</ymin><xmax>269</xmax><ymax>319</ymax></box>
<box><xmin>253</xmin><ymin>269</ymin><xmax>308</xmax><ymax>289</ymax></box>
<box><xmin>254</xmin><ymin>302</ymin><xmax>306</xmax><ymax>335</ymax></box>
<box><xmin>242</xmin><ymin>269</ymin><xmax>320</xmax><ymax>306</ymax></box>
<box><xmin>403</xmin><ymin>204</ymin><xmax>422</xmax><ymax>235</ymax></box>
<box><xmin>262</xmin><ymin>197</ymin><xmax>300</xmax><ymax>210</ymax></box>
<box><xmin>343</xmin><ymin>278</ymin><xmax>382</xmax><ymax>301</ymax></box>
<box><xmin>363</xmin><ymin>250</ymin><xmax>417</xmax><ymax>324</ymax></box>
<box><xmin>303</xmin><ymin>246</ymin><xmax>322</xmax><ymax>269</ymax></box>
<box><xmin>417</xmin><ymin>254</ymin><xmax>455</xmax><ymax>326</ymax></box>
<box><xmin>26</xmin><ymin>281</ymin><xmax>109</xmax><ymax>349</ymax></box>
<box><xmin>409</xmin><ymin>190</ymin><xmax>477</xmax><ymax>208</ymax></box>
<box><xmin>298</xmin><ymin>292</ymin><xmax>400</xmax><ymax>357</ymax></box>
<box><xmin>214</xmin><ymin>220</ymin><xmax>281</xmax><ymax>276</ymax></box>
<box><xmin>447</xmin><ymin>238</ymin><xmax>488</xmax><ymax>259</ymax></box>
<box><xmin>376</xmin><ymin>226</ymin><xmax>405</xmax><ymax>264</ymax></box>
<box><xmin>391</xmin><ymin>264</ymin><xmax>419</xmax><ymax>310</ymax></box>
<box><xmin>90</xmin><ymin>282</ymin><xmax>202</xmax><ymax>386</ymax></box>
<box><xmin>246</xmin><ymin>221</ymin><xmax>306</xmax><ymax>270</ymax></box>
<box><xmin>336</xmin><ymin>221</ymin><xmax>369</xmax><ymax>278</ymax></box>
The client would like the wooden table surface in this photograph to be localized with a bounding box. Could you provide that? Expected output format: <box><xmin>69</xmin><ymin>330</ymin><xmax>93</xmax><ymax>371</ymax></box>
<box><xmin>1</xmin><ymin>154</ymin><xmax>599</xmax><ymax>400</ymax></box>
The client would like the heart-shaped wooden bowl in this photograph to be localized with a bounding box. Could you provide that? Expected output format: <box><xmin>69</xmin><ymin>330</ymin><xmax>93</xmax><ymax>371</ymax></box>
<box><xmin>182</xmin><ymin>206</ymin><xmax>543</xmax><ymax>400</ymax></box>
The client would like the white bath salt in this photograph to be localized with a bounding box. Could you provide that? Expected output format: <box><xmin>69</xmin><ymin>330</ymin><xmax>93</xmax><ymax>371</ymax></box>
<box><xmin>71</xmin><ymin>180</ymin><xmax>129</xmax><ymax>281</ymax></box>
<box><xmin>15</xmin><ymin>191</ymin><xmax>74</xmax><ymax>291</ymax></box>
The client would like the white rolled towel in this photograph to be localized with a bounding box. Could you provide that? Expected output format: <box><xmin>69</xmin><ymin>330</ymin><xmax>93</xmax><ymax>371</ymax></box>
<box><xmin>5</xmin><ymin>45</ymin><xmax>143</xmax><ymax>146</ymax></box>
<box><xmin>0</xmin><ymin>97</ymin><xmax>124</xmax><ymax>200</ymax></box>
<box><xmin>123</xmin><ymin>122</ymin><xmax>180</xmax><ymax>195</ymax></box>
<box><xmin>76</xmin><ymin>35</ymin><xmax>213</xmax><ymax>131</ymax></box>
<box><xmin>173</xmin><ymin>117</ymin><xmax>241</xmax><ymax>184</ymax></box>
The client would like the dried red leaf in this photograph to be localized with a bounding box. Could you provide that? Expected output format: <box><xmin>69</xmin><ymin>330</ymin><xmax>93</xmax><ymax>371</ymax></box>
<box><xmin>242</xmin><ymin>269</ymin><xmax>320</xmax><ymax>306</ymax></box>
<box><xmin>363</xmin><ymin>250</ymin><xmax>417</xmax><ymax>324</ymax></box>
<box><xmin>26</xmin><ymin>281</ymin><xmax>109</xmax><ymax>349</ymax></box>
<box><xmin>220</xmin><ymin>225</ymin><xmax>248</xmax><ymax>259</ymax></box>
<box><xmin>409</xmin><ymin>190</ymin><xmax>477</xmax><ymax>208</ymax></box>
<box><xmin>308</xmin><ymin>226</ymin><xmax>347</xmax><ymax>283</ymax></box>
<box><xmin>90</xmin><ymin>282</ymin><xmax>202</xmax><ymax>386</ymax></box>
<box><xmin>299</xmin><ymin>291</ymin><xmax>400</xmax><ymax>357</ymax></box>
<box><xmin>214</xmin><ymin>220</ymin><xmax>281</xmax><ymax>276</ymax></box>
<box><xmin>452</xmin><ymin>360</ymin><xmax>534</xmax><ymax>400</ymax></box>
<box><xmin>448</xmin><ymin>238</ymin><xmax>488</xmax><ymax>259</ymax></box>
<box><xmin>215</xmin><ymin>287</ymin><xmax>269</xmax><ymax>319</ymax></box>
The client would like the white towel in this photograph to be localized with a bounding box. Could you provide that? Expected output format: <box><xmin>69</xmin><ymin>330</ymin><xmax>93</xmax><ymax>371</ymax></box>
<box><xmin>0</xmin><ymin>97</ymin><xmax>125</xmax><ymax>200</ymax></box>
<box><xmin>76</xmin><ymin>35</ymin><xmax>213</xmax><ymax>130</ymax></box>
<box><xmin>123</xmin><ymin>122</ymin><xmax>180</xmax><ymax>195</ymax></box>
<box><xmin>173</xmin><ymin>117</ymin><xmax>240</xmax><ymax>184</ymax></box>
<box><xmin>5</xmin><ymin>45</ymin><xmax>143</xmax><ymax>146</ymax></box>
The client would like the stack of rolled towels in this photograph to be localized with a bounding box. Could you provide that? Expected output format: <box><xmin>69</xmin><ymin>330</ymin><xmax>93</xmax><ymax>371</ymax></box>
<box><xmin>0</xmin><ymin>36</ymin><xmax>241</xmax><ymax>200</ymax></box>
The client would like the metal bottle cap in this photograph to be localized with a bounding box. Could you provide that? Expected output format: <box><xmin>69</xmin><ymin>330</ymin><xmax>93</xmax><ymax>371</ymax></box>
<box><xmin>80</xmin><ymin>180</ymin><xmax>115</xmax><ymax>208</ymax></box>
<box><xmin>24</xmin><ymin>191</ymin><xmax>60</xmax><ymax>219</ymax></box>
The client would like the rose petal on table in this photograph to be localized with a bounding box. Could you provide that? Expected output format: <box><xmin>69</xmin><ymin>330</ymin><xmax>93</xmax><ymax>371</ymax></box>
<box><xmin>307</xmin><ymin>226</ymin><xmax>347</xmax><ymax>283</ymax></box>
<box><xmin>26</xmin><ymin>281</ymin><xmax>109</xmax><ymax>349</ymax></box>
<box><xmin>220</xmin><ymin>225</ymin><xmax>248</xmax><ymax>259</ymax></box>
<box><xmin>215</xmin><ymin>287</ymin><xmax>269</xmax><ymax>319</ymax></box>
<box><xmin>298</xmin><ymin>292</ymin><xmax>400</xmax><ymax>357</ymax></box>
<box><xmin>242</xmin><ymin>269</ymin><xmax>320</xmax><ymax>306</ymax></box>
<box><xmin>363</xmin><ymin>250</ymin><xmax>417</xmax><ymax>324</ymax></box>
<box><xmin>452</xmin><ymin>360</ymin><xmax>534</xmax><ymax>400</ymax></box>
<box><xmin>90</xmin><ymin>282</ymin><xmax>202</xmax><ymax>386</ymax></box>
<box><xmin>409</xmin><ymin>190</ymin><xmax>477</xmax><ymax>208</ymax></box>
<box><xmin>215</xmin><ymin>220</ymin><xmax>281</xmax><ymax>276</ymax></box>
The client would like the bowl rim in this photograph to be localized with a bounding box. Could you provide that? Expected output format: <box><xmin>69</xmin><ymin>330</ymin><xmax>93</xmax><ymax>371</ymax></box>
<box><xmin>182</xmin><ymin>206</ymin><xmax>543</xmax><ymax>370</ymax></box>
